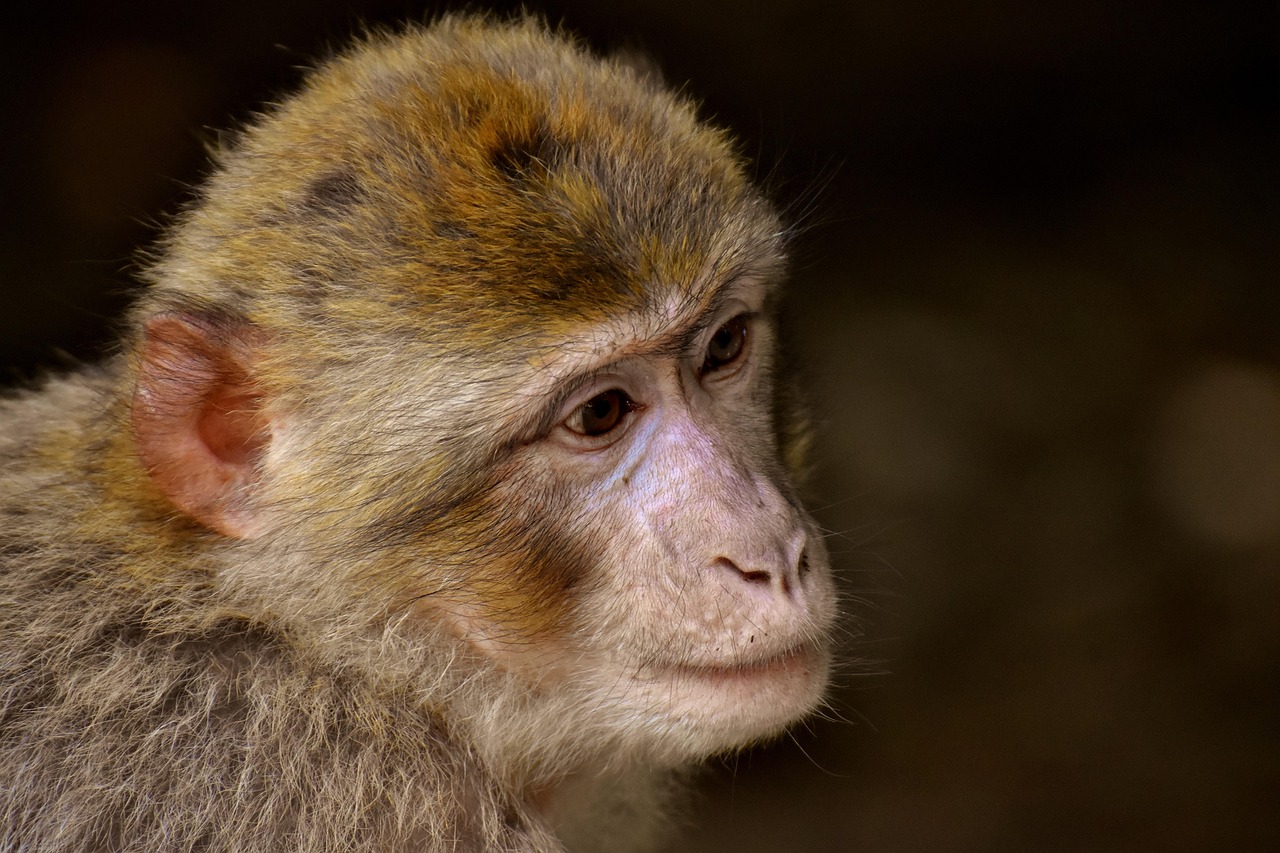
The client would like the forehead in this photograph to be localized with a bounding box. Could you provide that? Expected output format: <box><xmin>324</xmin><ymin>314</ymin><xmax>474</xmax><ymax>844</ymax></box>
<box><xmin>364</xmin><ymin>54</ymin><xmax>778</xmax><ymax>329</ymax></box>
<box><xmin>530</xmin><ymin>272</ymin><xmax>772</xmax><ymax>370</ymax></box>
<box><xmin>167</xmin><ymin>21</ymin><xmax>785</xmax><ymax>356</ymax></box>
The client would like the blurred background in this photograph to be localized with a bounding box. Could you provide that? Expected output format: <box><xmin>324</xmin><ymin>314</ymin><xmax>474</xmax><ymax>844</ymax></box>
<box><xmin>1</xmin><ymin>2</ymin><xmax>1276</xmax><ymax>850</ymax></box>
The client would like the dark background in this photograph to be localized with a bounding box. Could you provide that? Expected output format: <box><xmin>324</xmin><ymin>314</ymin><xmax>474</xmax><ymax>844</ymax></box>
<box><xmin>2</xmin><ymin>2</ymin><xmax>1277</xmax><ymax>850</ymax></box>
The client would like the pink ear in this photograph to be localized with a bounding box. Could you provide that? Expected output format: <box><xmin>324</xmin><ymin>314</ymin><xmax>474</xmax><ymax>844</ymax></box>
<box><xmin>131</xmin><ymin>313</ymin><xmax>269</xmax><ymax>539</ymax></box>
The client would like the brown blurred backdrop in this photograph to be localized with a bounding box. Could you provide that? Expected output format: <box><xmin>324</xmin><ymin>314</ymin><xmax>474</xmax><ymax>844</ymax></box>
<box><xmin>1</xmin><ymin>2</ymin><xmax>1276</xmax><ymax>850</ymax></box>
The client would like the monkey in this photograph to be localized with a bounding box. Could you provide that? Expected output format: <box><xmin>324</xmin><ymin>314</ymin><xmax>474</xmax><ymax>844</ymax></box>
<box><xmin>0</xmin><ymin>15</ymin><xmax>835</xmax><ymax>853</ymax></box>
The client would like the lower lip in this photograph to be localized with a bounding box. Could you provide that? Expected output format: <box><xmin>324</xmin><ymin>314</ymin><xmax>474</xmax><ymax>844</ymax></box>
<box><xmin>671</xmin><ymin>646</ymin><xmax>817</xmax><ymax>683</ymax></box>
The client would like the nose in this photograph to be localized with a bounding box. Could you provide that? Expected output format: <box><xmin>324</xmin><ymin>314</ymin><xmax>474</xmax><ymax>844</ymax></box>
<box><xmin>713</xmin><ymin>530</ymin><xmax>809</xmax><ymax>599</ymax></box>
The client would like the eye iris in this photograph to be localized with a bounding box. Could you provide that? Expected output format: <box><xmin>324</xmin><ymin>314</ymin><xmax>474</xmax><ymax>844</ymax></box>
<box><xmin>578</xmin><ymin>389</ymin><xmax>627</xmax><ymax>436</ymax></box>
<box><xmin>705</xmin><ymin>315</ymin><xmax>747</xmax><ymax>371</ymax></box>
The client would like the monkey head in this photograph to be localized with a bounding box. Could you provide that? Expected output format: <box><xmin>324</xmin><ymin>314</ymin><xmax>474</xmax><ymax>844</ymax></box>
<box><xmin>127</xmin><ymin>17</ymin><xmax>836</xmax><ymax>780</ymax></box>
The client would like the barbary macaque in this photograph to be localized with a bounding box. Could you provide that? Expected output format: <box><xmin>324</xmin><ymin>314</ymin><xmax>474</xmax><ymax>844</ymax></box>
<box><xmin>0</xmin><ymin>15</ymin><xmax>835</xmax><ymax>852</ymax></box>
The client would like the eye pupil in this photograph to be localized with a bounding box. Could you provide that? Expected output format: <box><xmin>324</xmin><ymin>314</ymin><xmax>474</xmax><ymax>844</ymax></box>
<box><xmin>577</xmin><ymin>389</ymin><xmax>629</xmax><ymax>436</ymax></box>
<box><xmin>704</xmin><ymin>315</ymin><xmax>748</xmax><ymax>372</ymax></box>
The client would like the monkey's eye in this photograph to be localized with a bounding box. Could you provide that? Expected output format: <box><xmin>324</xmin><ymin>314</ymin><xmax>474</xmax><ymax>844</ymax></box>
<box><xmin>703</xmin><ymin>314</ymin><xmax>749</xmax><ymax>374</ymax></box>
<box><xmin>565</xmin><ymin>389</ymin><xmax>634</xmax><ymax>437</ymax></box>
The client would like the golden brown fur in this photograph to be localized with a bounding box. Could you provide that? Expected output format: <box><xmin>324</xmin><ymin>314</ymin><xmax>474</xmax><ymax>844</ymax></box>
<box><xmin>0</xmin><ymin>15</ymin><xmax>832</xmax><ymax>852</ymax></box>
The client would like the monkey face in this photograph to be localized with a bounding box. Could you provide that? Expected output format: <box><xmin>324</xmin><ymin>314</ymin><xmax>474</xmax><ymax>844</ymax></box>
<box><xmin>128</xmin><ymin>18</ymin><xmax>836</xmax><ymax>772</ymax></box>
<box><xmin>409</xmin><ymin>274</ymin><xmax>836</xmax><ymax>761</ymax></box>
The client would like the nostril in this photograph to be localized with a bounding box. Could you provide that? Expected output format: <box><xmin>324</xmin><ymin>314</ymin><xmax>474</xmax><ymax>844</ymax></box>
<box><xmin>716</xmin><ymin>557</ymin><xmax>771</xmax><ymax>586</ymax></box>
<box><xmin>797</xmin><ymin>547</ymin><xmax>810</xmax><ymax>576</ymax></box>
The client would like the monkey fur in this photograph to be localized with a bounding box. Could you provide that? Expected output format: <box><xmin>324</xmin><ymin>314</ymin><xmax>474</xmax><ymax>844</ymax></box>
<box><xmin>0</xmin><ymin>16</ymin><xmax>835</xmax><ymax>852</ymax></box>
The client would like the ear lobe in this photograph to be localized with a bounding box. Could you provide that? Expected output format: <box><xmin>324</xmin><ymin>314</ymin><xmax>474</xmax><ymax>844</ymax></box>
<box><xmin>131</xmin><ymin>313</ymin><xmax>270</xmax><ymax>539</ymax></box>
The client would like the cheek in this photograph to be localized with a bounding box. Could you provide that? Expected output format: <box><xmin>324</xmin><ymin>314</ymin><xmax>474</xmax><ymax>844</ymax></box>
<box><xmin>418</xmin><ymin>468</ymin><xmax>603</xmax><ymax>649</ymax></box>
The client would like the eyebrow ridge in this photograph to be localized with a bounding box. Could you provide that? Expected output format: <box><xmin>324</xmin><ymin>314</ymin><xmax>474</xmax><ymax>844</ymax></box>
<box><xmin>523</xmin><ymin>283</ymin><xmax>760</xmax><ymax>441</ymax></box>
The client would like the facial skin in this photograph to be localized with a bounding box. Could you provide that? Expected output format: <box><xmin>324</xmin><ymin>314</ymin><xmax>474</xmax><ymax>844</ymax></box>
<box><xmin>428</xmin><ymin>274</ymin><xmax>835</xmax><ymax>761</ymax></box>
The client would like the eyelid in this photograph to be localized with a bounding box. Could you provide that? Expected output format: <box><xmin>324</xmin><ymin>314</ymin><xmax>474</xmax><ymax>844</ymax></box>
<box><xmin>563</xmin><ymin>388</ymin><xmax>627</xmax><ymax>434</ymax></box>
<box><xmin>557</xmin><ymin>390</ymin><xmax>642</xmax><ymax>449</ymax></box>
<box><xmin>699</xmin><ymin>311</ymin><xmax>755</xmax><ymax>377</ymax></box>
<box><xmin>524</xmin><ymin>370</ymin><xmax>610</xmax><ymax>442</ymax></box>
<box><xmin>546</xmin><ymin>375</ymin><xmax>643</xmax><ymax>445</ymax></box>
<box><xmin>694</xmin><ymin>307</ymin><xmax>753</xmax><ymax>348</ymax></box>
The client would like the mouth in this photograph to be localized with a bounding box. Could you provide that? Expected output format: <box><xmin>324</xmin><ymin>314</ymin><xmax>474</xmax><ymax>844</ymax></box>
<box><xmin>664</xmin><ymin>643</ymin><xmax>824</xmax><ymax>685</ymax></box>
<box><xmin>599</xmin><ymin>640</ymin><xmax>832</xmax><ymax>757</ymax></box>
